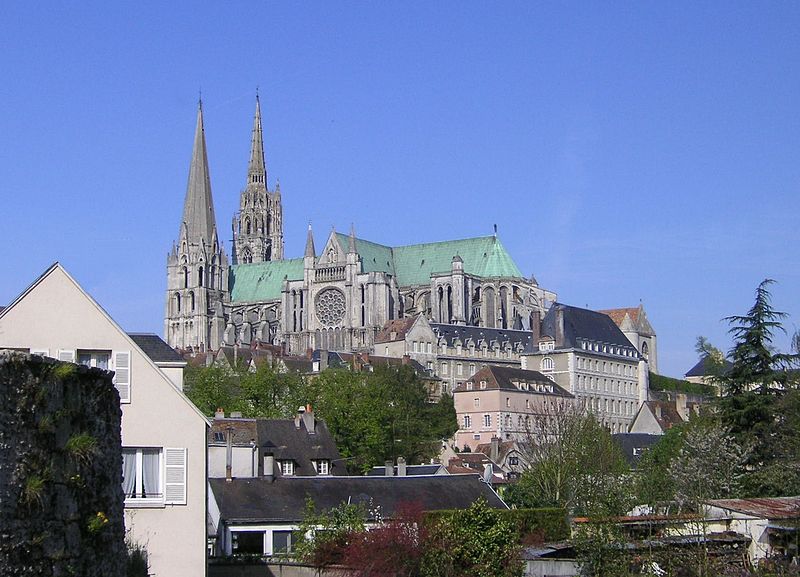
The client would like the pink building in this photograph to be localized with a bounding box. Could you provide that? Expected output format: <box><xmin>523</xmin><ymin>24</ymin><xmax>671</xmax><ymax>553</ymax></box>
<box><xmin>453</xmin><ymin>365</ymin><xmax>573</xmax><ymax>451</ymax></box>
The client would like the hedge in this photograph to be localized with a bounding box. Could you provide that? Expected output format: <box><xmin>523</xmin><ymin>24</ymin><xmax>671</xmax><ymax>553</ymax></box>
<box><xmin>424</xmin><ymin>507</ymin><xmax>569</xmax><ymax>542</ymax></box>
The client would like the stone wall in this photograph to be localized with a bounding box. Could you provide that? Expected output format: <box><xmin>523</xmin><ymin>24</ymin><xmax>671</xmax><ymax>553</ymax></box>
<box><xmin>0</xmin><ymin>351</ymin><xmax>126</xmax><ymax>576</ymax></box>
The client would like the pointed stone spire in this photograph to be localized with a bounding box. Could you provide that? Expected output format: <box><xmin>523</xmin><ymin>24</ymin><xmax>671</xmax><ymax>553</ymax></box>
<box><xmin>305</xmin><ymin>224</ymin><xmax>316</xmax><ymax>258</ymax></box>
<box><xmin>180</xmin><ymin>100</ymin><xmax>218</xmax><ymax>245</ymax></box>
<box><xmin>348</xmin><ymin>223</ymin><xmax>357</xmax><ymax>254</ymax></box>
<box><xmin>247</xmin><ymin>94</ymin><xmax>267</xmax><ymax>187</ymax></box>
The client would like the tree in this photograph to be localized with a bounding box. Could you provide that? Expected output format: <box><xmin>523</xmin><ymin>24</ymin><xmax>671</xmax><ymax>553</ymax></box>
<box><xmin>236</xmin><ymin>362</ymin><xmax>308</xmax><ymax>418</ymax></box>
<box><xmin>312</xmin><ymin>365</ymin><xmax>457</xmax><ymax>473</ymax></box>
<box><xmin>183</xmin><ymin>364</ymin><xmax>238</xmax><ymax>416</ymax></box>
<box><xmin>634</xmin><ymin>422</ymin><xmax>687</xmax><ymax>512</ymax></box>
<box><xmin>510</xmin><ymin>399</ymin><xmax>631</xmax><ymax>516</ymax></box>
<box><xmin>721</xmin><ymin>279</ymin><xmax>799</xmax><ymax>396</ymax></box>
<box><xmin>715</xmin><ymin>279</ymin><xmax>800</xmax><ymax>496</ymax></box>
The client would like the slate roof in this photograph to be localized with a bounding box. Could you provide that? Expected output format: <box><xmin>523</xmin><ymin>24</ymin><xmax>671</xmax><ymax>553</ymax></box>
<box><xmin>229</xmin><ymin>235</ymin><xmax>524</xmax><ymax>303</ymax></box>
<box><xmin>374</xmin><ymin>317</ymin><xmax>419</xmax><ymax>344</ymax></box>
<box><xmin>453</xmin><ymin>366</ymin><xmax>573</xmax><ymax>398</ymax></box>
<box><xmin>430</xmin><ymin>324</ymin><xmax>535</xmax><ymax>352</ymax></box>
<box><xmin>541</xmin><ymin>303</ymin><xmax>638</xmax><ymax>352</ymax></box>
<box><xmin>258</xmin><ymin>418</ymin><xmax>343</xmax><ymax>476</ymax></box>
<box><xmin>366</xmin><ymin>464</ymin><xmax>444</xmax><ymax>476</ymax></box>
<box><xmin>475</xmin><ymin>439</ymin><xmax>519</xmax><ymax>462</ymax></box>
<box><xmin>209</xmin><ymin>475</ymin><xmax>507</xmax><ymax>523</ymax></box>
<box><xmin>209</xmin><ymin>416</ymin><xmax>344</xmax><ymax>477</ymax></box>
<box><xmin>708</xmin><ymin>497</ymin><xmax>800</xmax><ymax>519</ymax></box>
<box><xmin>611</xmin><ymin>433</ymin><xmax>662</xmax><ymax>467</ymax></box>
<box><xmin>685</xmin><ymin>356</ymin><xmax>733</xmax><ymax>377</ymax></box>
<box><xmin>313</xmin><ymin>350</ymin><xmax>433</xmax><ymax>377</ymax></box>
<box><xmin>128</xmin><ymin>333</ymin><xmax>185</xmax><ymax>363</ymax></box>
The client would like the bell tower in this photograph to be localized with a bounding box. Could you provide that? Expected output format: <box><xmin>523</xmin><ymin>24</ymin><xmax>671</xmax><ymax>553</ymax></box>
<box><xmin>165</xmin><ymin>101</ymin><xmax>229</xmax><ymax>352</ymax></box>
<box><xmin>232</xmin><ymin>95</ymin><xmax>284</xmax><ymax>264</ymax></box>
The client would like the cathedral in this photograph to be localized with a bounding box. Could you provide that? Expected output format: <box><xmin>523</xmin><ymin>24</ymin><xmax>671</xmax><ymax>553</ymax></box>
<box><xmin>165</xmin><ymin>98</ymin><xmax>556</xmax><ymax>355</ymax></box>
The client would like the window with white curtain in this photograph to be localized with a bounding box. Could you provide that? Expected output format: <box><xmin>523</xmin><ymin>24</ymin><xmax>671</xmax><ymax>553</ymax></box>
<box><xmin>122</xmin><ymin>448</ymin><xmax>161</xmax><ymax>501</ymax></box>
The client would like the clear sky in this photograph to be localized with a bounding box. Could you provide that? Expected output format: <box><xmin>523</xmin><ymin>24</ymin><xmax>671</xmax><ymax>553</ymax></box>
<box><xmin>1</xmin><ymin>2</ymin><xmax>798</xmax><ymax>377</ymax></box>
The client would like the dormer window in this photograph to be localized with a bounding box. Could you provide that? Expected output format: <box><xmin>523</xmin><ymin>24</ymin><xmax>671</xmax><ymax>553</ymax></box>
<box><xmin>539</xmin><ymin>340</ymin><xmax>555</xmax><ymax>352</ymax></box>
<box><xmin>313</xmin><ymin>460</ymin><xmax>330</xmax><ymax>475</ymax></box>
<box><xmin>479</xmin><ymin>380</ymin><xmax>487</xmax><ymax>390</ymax></box>
<box><xmin>279</xmin><ymin>460</ymin><xmax>295</xmax><ymax>476</ymax></box>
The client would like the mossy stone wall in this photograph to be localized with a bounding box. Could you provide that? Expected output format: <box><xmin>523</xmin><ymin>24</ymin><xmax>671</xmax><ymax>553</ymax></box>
<box><xmin>0</xmin><ymin>351</ymin><xmax>125</xmax><ymax>577</ymax></box>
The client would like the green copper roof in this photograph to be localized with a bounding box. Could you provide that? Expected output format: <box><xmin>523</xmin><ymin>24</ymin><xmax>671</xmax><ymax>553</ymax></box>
<box><xmin>230</xmin><ymin>258</ymin><xmax>304</xmax><ymax>302</ymax></box>
<box><xmin>392</xmin><ymin>236</ymin><xmax>523</xmax><ymax>285</ymax></box>
<box><xmin>230</xmin><ymin>235</ymin><xmax>524</xmax><ymax>303</ymax></box>
<box><xmin>334</xmin><ymin>233</ymin><xmax>396</xmax><ymax>276</ymax></box>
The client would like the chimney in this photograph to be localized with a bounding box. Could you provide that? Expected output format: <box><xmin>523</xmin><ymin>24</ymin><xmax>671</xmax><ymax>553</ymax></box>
<box><xmin>385</xmin><ymin>460</ymin><xmax>394</xmax><ymax>476</ymax></box>
<box><xmin>555</xmin><ymin>306</ymin><xmax>565</xmax><ymax>347</ymax></box>
<box><xmin>215</xmin><ymin>408</ymin><xmax>225</xmax><ymax>420</ymax></box>
<box><xmin>206</xmin><ymin>351</ymin><xmax>215</xmax><ymax>367</ymax></box>
<box><xmin>655</xmin><ymin>404</ymin><xmax>662</xmax><ymax>419</ymax></box>
<box><xmin>530</xmin><ymin>312</ymin><xmax>540</xmax><ymax>344</ymax></box>
<box><xmin>264</xmin><ymin>453</ymin><xmax>275</xmax><ymax>483</ymax></box>
<box><xmin>301</xmin><ymin>404</ymin><xmax>316</xmax><ymax>434</ymax></box>
<box><xmin>397</xmin><ymin>457</ymin><xmax>407</xmax><ymax>477</ymax></box>
<box><xmin>490</xmin><ymin>436</ymin><xmax>500</xmax><ymax>463</ymax></box>
<box><xmin>225</xmin><ymin>426</ymin><xmax>234</xmax><ymax>482</ymax></box>
<box><xmin>295</xmin><ymin>406</ymin><xmax>305</xmax><ymax>429</ymax></box>
<box><xmin>402</xmin><ymin>354</ymin><xmax>410</xmax><ymax>365</ymax></box>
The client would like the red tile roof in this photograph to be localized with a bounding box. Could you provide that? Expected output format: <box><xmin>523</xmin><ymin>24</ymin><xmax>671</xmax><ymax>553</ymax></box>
<box><xmin>374</xmin><ymin>317</ymin><xmax>418</xmax><ymax>343</ymax></box>
<box><xmin>598</xmin><ymin>307</ymin><xmax>640</xmax><ymax>327</ymax></box>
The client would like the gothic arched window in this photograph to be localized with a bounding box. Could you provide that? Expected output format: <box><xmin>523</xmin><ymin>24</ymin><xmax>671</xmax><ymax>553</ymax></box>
<box><xmin>175</xmin><ymin>293</ymin><xmax>181</xmax><ymax>314</ymax></box>
<box><xmin>198</xmin><ymin>266</ymin><xmax>204</xmax><ymax>287</ymax></box>
<box><xmin>190</xmin><ymin>291</ymin><xmax>195</xmax><ymax>311</ymax></box>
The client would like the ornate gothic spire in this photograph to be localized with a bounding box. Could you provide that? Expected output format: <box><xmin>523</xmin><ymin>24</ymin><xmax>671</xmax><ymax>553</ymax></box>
<box><xmin>348</xmin><ymin>224</ymin><xmax>357</xmax><ymax>253</ymax></box>
<box><xmin>247</xmin><ymin>95</ymin><xmax>267</xmax><ymax>187</ymax></box>
<box><xmin>180</xmin><ymin>101</ymin><xmax>218</xmax><ymax>246</ymax></box>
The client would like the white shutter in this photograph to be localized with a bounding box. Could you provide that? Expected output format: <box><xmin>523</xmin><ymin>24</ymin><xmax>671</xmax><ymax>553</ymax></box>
<box><xmin>58</xmin><ymin>349</ymin><xmax>75</xmax><ymax>363</ymax></box>
<box><xmin>113</xmin><ymin>351</ymin><xmax>131</xmax><ymax>403</ymax></box>
<box><xmin>164</xmin><ymin>448</ymin><xmax>187</xmax><ymax>505</ymax></box>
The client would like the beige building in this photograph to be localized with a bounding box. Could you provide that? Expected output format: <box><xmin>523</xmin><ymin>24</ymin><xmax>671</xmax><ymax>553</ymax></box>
<box><xmin>521</xmin><ymin>303</ymin><xmax>648</xmax><ymax>433</ymax></box>
<box><xmin>0</xmin><ymin>264</ymin><xmax>209</xmax><ymax>577</ymax></box>
<box><xmin>453</xmin><ymin>365</ymin><xmax>573</xmax><ymax>451</ymax></box>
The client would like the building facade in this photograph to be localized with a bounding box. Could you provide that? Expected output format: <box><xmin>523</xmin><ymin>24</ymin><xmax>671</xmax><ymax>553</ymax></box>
<box><xmin>521</xmin><ymin>303</ymin><xmax>648</xmax><ymax>433</ymax></box>
<box><xmin>165</xmin><ymin>99</ymin><xmax>556</xmax><ymax>356</ymax></box>
<box><xmin>1</xmin><ymin>264</ymin><xmax>209</xmax><ymax>577</ymax></box>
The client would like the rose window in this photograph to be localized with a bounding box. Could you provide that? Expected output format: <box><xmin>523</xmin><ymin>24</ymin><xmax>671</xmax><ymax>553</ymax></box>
<box><xmin>315</xmin><ymin>288</ymin><xmax>346</xmax><ymax>327</ymax></box>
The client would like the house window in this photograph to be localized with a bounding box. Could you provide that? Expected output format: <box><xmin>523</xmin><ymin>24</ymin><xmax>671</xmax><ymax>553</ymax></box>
<box><xmin>78</xmin><ymin>350</ymin><xmax>110</xmax><ymax>370</ymax></box>
<box><xmin>426</xmin><ymin>342</ymin><xmax>432</xmax><ymax>354</ymax></box>
<box><xmin>479</xmin><ymin>380</ymin><xmax>487</xmax><ymax>390</ymax></box>
<box><xmin>466</xmin><ymin>381</ymin><xmax>473</xmax><ymax>391</ymax></box>
<box><xmin>540</xmin><ymin>357</ymin><xmax>554</xmax><ymax>372</ymax></box>
<box><xmin>457</xmin><ymin>363</ymin><xmax>463</xmax><ymax>376</ymax></box>
<box><xmin>441</xmin><ymin>362</ymin><xmax>448</xmax><ymax>375</ymax></box>
<box><xmin>232</xmin><ymin>531</ymin><xmax>264</xmax><ymax>555</ymax></box>
<box><xmin>474</xmin><ymin>397</ymin><xmax>480</xmax><ymax>407</ymax></box>
<box><xmin>463</xmin><ymin>415</ymin><xmax>471</xmax><ymax>429</ymax></box>
<box><xmin>469</xmin><ymin>363</ymin><xmax>475</xmax><ymax>375</ymax></box>
<box><xmin>413</xmin><ymin>341</ymin><xmax>418</xmax><ymax>353</ymax></box>
<box><xmin>484</xmin><ymin>414</ymin><xmax>491</xmax><ymax>427</ymax></box>
<box><xmin>122</xmin><ymin>448</ymin><xmax>161</xmax><ymax>501</ymax></box>
<box><xmin>272</xmin><ymin>530</ymin><xmax>294</xmax><ymax>554</ymax></box>
<box><xmin>508</xmin><ymin>456</ymin><xmax>519</xmax><ymax>466</ymax></box>
<box><xmin>506</xmin><ymin>397</ymin><xmax>510</xmax><ymax>408</ymax></box>
<box><xmin>279</xmin><ymin>460</ymin><xmax>295</xmax><ymax>476</ymax></box>
<box><xmin>313</xmin><ymin>460</ymin><xmax>330</xmax><ymax>475</ymax></box>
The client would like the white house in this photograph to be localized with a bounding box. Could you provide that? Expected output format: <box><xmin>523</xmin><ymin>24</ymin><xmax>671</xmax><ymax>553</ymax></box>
<box><xmin>0</xmin><ymin>263</ymin><xmax>209</xmax><ymax>577</ymax></box>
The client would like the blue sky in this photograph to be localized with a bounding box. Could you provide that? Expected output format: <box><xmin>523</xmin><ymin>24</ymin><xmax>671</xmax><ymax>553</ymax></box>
<box><xmin>1</xmin><ymin>2</ymin><xmax>798</xmax><ymax>377</ymax></box>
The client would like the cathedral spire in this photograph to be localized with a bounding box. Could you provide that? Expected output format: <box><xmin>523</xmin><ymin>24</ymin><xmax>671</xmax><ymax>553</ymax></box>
<box><xmin>305</xmin><ymin>224</ymin><xmax>316</xmax><ymax>258</ymax></box>
<box><xmin>348</xmin><ymin>224</ymin><xmax>357</xmax><ymax>254</ymax></box>
<box><xmin>180</xmin><ymin>101</ymin><xmax>218</xmax><ymax>245</ymax></box>
<box><xmin>247</xmin><ymin>94</ymin><xmax>267</xmax><ymax>187</ymax></box>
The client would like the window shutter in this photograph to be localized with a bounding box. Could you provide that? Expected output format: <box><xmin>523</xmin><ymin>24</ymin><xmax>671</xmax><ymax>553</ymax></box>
<box><xmin>113</xmin><ymin>351</ymin><xmax>131</xmax><ymax>403</ymax></box>
<box><xmin>58</xmin><ymin>349</ymin><xmax>75</xmax><ymax>363</ymax></box>
<box><xmin>164</xmin><ymin>448</ymin><xmax>187</xmax><ymax>505</ymax></box>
